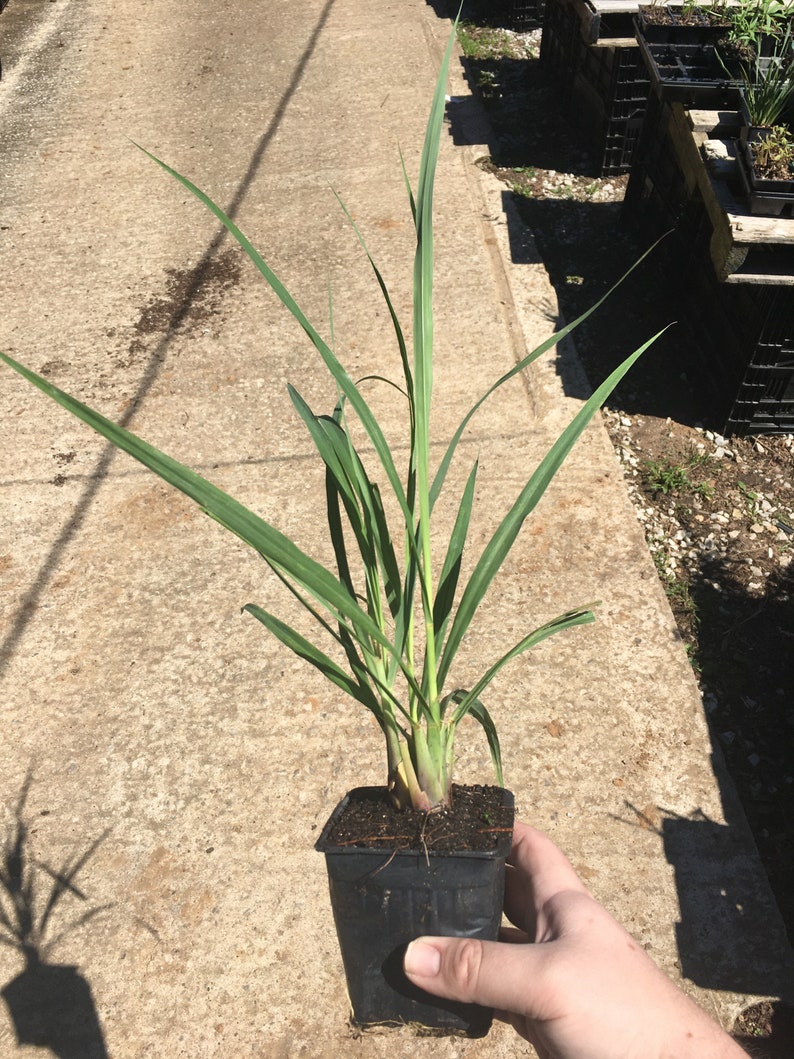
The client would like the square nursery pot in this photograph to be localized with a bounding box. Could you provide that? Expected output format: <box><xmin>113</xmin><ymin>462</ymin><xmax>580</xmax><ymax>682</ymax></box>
<box><xmin>316</xmin><ymin>785</ymin><xmax>515</xmax><ymax>1036</ymax></box>
<box><xmin>737</xmin><ymin>126</ymin><xmax>794</xmax><ymax>217</ymax></box>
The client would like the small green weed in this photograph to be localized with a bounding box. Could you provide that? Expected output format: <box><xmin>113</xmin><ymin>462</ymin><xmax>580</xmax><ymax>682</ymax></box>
<box><xmin>456</xmin><ymin>23</ymin><xmax>531</xmax><ymax>61</ymax></box>
<box><xmin>650</xmin><ymin>550</ymin><xmax>700</xmax><ymax>668</ymax></box>
<box><xmin>641</xmin><ymin>452</ymin><xmax>714</xmax><ymax>498</ymax></box>
<box><xmin>643</xmin><ymin>459</ymin><xmax>689</xmax><ymax>495</ymax></box>
<box><xmin>738</xmin><ymin>480</ymin><xmax>761</xmax><ymax>519</ymax></box>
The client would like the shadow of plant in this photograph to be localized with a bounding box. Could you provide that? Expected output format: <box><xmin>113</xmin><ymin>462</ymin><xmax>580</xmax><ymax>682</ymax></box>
<box><xmin>0</xmin><ymin>773</ymin><xmax>111</xmax><ymax>1059</ymax></box>
<box><xmin>620</xmin><ymin>800</ymin><xmax>793</xmax><ymax>1002</ymax></box>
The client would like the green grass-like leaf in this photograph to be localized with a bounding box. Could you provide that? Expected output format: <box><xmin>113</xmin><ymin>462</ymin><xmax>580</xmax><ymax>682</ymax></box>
<box><xmin>1</xmin><ymin>18</ymin><xmax>666</xmax><ymax>811</ymax></box>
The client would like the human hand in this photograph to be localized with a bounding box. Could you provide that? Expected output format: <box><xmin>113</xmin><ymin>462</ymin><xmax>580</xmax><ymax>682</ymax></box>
<box><xmin>403</xmin><ymin>821</ymin><xmax>747</xmax><ymax>1059</ymax></box>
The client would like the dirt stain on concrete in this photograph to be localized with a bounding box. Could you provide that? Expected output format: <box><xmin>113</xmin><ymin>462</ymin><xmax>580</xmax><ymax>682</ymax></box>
<box><xmin>122</xmin><ymin>247</ymin><xmax>243</xmax><ymax>366</ymax></box>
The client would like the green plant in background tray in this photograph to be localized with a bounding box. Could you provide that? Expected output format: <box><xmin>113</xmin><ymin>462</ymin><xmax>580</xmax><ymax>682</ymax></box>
<box><xmin>1</xmin><ymin>26</ymin><xmax>664</xmax><ymax>813</ymax></box>
<box><xmin>738</xmin><ymin>25</ymin><xmax>794</xmax><ymax>126</ymax></box>
<box><xmin>723</xmin><ymin>0</ymin><xmax>794</xmax><ymax>48</ymax></box>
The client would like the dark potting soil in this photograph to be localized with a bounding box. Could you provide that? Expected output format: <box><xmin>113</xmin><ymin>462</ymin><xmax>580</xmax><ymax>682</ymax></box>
<box><xmin>639</xmin><ymin>4</ymin><xmax>729</xmax><ymax>27</ymax></box>
<box><xmin>323</xmin><ymin>785</ymin><xmax>513</xmax><ymax>853</ymax></box>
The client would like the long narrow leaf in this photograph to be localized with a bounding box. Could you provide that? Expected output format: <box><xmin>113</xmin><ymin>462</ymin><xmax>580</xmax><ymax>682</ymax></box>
<box><xmin>243</xmin><ymin>604</ymin><xmax>383</xmax><ymax>716</ymax></box>
<box><xmin>450</xmin><ymin>606</ymin><xmax>597</xmax><ymax>725</ymax></box>
<box><xmin>430</xmin><ymin>235</ymin><xmax>667</xmax><ymax>508</ymax></box>
<box><xmin>0</xmin><ymin>352</ymin><xmax>395</xmax><ymax>657</ymax></box>
<box><xmin>332</xmin><ymin>192</ymin><xmax>415</xmax><ymax>418</ymax></box>
<box><xmin>290</xmin><ymin>391</ymin><xmax>403</xmax><ymax>621</ymax></box>
<box><xmin>432</xmin><ymin>460</ymin><xmax>478</xmax><ymax>647</ymax></box>
<box><xmin>438</xmin><ymin>329</ymin><xmax>668</xmax><ymax>687</ymax></box>
<box><xmin>462</xmin><ymin>695</ymin><xmax>503</xmax><ymax>786</ymax></box>
<box><xmin>410</xmin><ymin>27</ymin><xmax>458</xmax><ymax>717</ymax></box>
<box><xmin>133</xmin><ymin>145</ymin><xmax>414</xmax><ymax>526</ymax></box>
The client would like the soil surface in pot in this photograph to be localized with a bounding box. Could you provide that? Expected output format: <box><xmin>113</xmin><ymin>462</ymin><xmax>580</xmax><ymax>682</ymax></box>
<box><xmin>323</xmin><ymin>785</ymin><xmax>513</xmax><ymax>852</ymax></box>
<box><xmin>748</xmin><ymin>140</ymin><xmax>794</xmax><ymax>182</ymax></box>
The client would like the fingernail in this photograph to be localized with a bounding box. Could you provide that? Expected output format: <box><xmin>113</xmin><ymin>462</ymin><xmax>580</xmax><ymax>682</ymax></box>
<box><xmin>404</xmin><ymin>939</ymin><xmax>441</xmax><ymax>977</ymax></box>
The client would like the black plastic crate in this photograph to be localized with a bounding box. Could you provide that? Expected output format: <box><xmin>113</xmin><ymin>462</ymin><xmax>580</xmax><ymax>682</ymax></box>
<box><xmin>753</xmin><ymin>342</ymin><xmax>794</xmax><ymax>367</ymax></box>
<box><xmin>737</xmin><ymin>364</ymin><xmax>794</xmax><ymax>400</ymax></box>
<box><xmin>600</xmin><ymin>116</ymin><xmax>646</xmax><ymax>175</ymax></box>
<box><xmin>566</xmin><ymin>41</ymin><xmax>650</xmax><ymax>174</ymax></box>
<box><xmin>508</xmin><ymin>0</ymin><xmax>546</xmax><ymax>30</ymax></box>
<box><xmin>751</xmin><ymin>291</ymin><xmax>794</xmax><ymax>347</ymax></box>
<box><xmin>540</xmin><ymin>0</ymin><xmax>581</xmax><ymax>87</ymax></box>
<box><xmin>727</xmin><ymin>362</ymin><xmax>794</xmax><ymax>434</ymax></box>
<box><xmin>726</xmin><ymin>405</ymin><xmax>794</xmax><ymax>435</ymax></box>
<box><xmin>672</xmin><ymin>246</ymin><xmax>794</xmax><ymax>434</ymax></box>
<box><xmin>611</xmin><ymin>94</ymin><xmax>651</xmax><ymax>120</ymax></box>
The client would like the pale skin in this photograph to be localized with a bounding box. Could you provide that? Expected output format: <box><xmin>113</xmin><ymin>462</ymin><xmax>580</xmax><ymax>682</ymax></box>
<box><xmin>403</xmin><ymin>822</ymin><xmax>748</xmax><ymax>1059</ymax></box>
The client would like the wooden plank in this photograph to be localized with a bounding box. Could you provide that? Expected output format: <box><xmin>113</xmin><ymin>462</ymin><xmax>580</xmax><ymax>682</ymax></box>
<box><xmin>685</xmin><ymin>115</ymin><xmax>794</xmax><ymax>247</ymax></box>
<box><xmin>724</xmin><ymin>272</ymin><xmax>794</xmax><ymax>286</ymax></box>
<box><xmin>591</xmin><ymin>36</ymin><xmax>638</xmax><ymax>47</ymax></box>
<box><xmin>662</xmin><ymin>104</ymin><xmax>794</xmax><ymax>282</ymax></box>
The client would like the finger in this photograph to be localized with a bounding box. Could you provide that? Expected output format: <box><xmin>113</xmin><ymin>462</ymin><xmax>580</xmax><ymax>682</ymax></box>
<box><xmin>509</xmin><ymin>822</ymin><xmax>590</xmax><ymax>902</ymax></box>
<box><xmin>504</xmin><ymin>822</ymin><xmax>589</xmax><ymax>937</ymax></box>
<box><xmin>403</xmin><ymin>935</ymin><xmax>546</xmax><ymax>1016</ymax></box>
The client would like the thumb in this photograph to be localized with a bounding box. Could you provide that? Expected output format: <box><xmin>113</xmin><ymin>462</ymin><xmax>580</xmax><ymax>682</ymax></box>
<box><xmin>403</xmin><ymin>935</ymin><xmax>541</xmax><ymax>1013</ymax></box>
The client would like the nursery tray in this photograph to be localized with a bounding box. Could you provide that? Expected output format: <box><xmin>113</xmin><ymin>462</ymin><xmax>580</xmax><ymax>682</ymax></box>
<box><xmin>635</xmin><ymin>5</ymin><xmax>732</xmax><ymax>46</ymax></box>
<box><xmin>637</xmin><ymin>35</ymin><xmax>740</xmax><ymax>106</ymax></box>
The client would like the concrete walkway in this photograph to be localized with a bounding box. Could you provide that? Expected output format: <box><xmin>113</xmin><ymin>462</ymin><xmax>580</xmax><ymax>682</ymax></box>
<box><xmin>0</xmin><ymin>0</ymin><xmax>791</xmax><ymax>1055</ymax></box>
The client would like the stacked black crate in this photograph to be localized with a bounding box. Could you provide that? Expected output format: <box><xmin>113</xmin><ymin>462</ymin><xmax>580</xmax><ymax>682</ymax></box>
<box><xmin>623</xmin><ymin>92</ymin><xmax>794</xmax><ymax>436</ymax></box>
<box><xmin>508</xmin><ymin>0</ymin><xmax>546</xmax><ymax>31</ymax></box>
<box><xmin>572</xmin><ymin>38</ymin><xmax>651</xmax><ymax>176</ymax></box>
<box><xmin>540</xmin><ymin>0</ymin><xmax>650</xmax><ymax>176</ymax></box>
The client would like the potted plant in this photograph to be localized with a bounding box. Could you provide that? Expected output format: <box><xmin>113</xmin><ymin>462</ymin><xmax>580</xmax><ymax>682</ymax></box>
<box><xmin>738</xmin><ymin>120</ymin><xmax>794</xmax><ymax>212</ymax></box>
<box><xmin>735</xmin><ymin>29</ymin><xmax>794</xmax><ymax>213</ymax></box>
<box><xmin>719</xmin><ymin>0</ymin><xmax>794</xmax><ymax>62</ymax></box>
<box><xmin>737</xmin><ymin>25</ymin><xmax>794</xmax><ymax>128</ymax></box>
<box><xmin>0</xmin><ymin>25</ymin><xmax>663</xmax><ymax>1036</ymax></box>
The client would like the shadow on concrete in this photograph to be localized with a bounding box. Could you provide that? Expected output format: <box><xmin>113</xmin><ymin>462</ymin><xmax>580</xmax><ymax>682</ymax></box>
<box><xmin>455</xmin><ymin>51</ymin><xmax>602</xmax><ymax>174</ymax></box>
<box><xmin>621</xmin><ymin>797</ymin><xmax>793</xmax><ymax>1003</ymax></box>
<box><xmin>0</xmin><ymin>772</ymin><xmax>112</xmax><ymax>1058</ymax></box>
<box><xmin>0</xmin><ymin>0</ymin><xmax>338</xmax><ymax>681</ymax></box>
<box><xmin>498</xmin><ymin>189</ymin><xmax>725</xmax><ymax>428</ymax></box>
<box><xmin>684</xmin><ymin>558</ymin><xmax>794</xmax><ymax>942</ymax></box>
<box><xmin>443</xmin><ymin>49</ymin><xmax>714</xmax><ymax>428</ymax></box>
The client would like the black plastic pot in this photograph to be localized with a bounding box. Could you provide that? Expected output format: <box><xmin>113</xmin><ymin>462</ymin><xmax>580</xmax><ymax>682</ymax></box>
<box><xmin>737</xmin><ymin>128</ymin><xmax>794</xmax><ymax>216</ymax></box>
<box><xmin>316</xmin><ymin>786</ymin><xmax>515</xmax><ymax>1036</ymax></box>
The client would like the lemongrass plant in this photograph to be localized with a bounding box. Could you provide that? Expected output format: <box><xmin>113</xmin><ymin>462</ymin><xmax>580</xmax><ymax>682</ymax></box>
<box><xmin>1</xmin><ymin>27</ymin><xmax>663</xmax><ymax>813</ymax></box>
<box><xmin>738</xmin><ymin>26</ymin><xmax>794</xmax><ymax>127</ymax></box>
